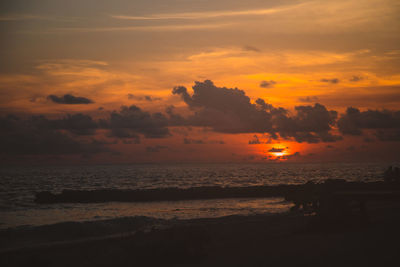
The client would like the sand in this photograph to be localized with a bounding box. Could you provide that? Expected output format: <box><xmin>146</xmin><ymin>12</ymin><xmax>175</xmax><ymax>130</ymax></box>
<box><xmin>2</xmin><ymin>200</ymin><xmax>400</xmax><ymax>267</ymax></box>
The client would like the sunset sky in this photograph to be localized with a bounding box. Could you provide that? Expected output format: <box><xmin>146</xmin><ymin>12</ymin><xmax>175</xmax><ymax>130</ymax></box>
<box><xmin>1</xmin><ymin>0</ymin><xmax>399</xmax><ymax>163</ymax></box>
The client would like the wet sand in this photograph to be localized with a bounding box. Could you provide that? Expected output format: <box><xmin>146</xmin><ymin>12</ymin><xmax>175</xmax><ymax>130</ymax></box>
<box><xmin>2</xmin><ymin>200</ymin><xmax>400</xmax><ymax>267</ymax></box>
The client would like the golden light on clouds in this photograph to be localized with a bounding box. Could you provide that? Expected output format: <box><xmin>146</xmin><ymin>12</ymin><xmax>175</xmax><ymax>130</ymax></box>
<box><xmin>0</xmin><ymin>0</ymin><xmax>399</xmax><ymax>163</ymax></box>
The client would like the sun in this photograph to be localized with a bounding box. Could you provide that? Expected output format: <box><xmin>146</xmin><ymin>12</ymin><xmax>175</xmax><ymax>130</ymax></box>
<box><xmin>267</xmin><ymin>144</ymin><xmax>290</xmax><ymax>159</ymax></box>
<box><xmin>271</xmin><ymin>151</ymin><xmax>287</xmax><ymax>157</ymax></box>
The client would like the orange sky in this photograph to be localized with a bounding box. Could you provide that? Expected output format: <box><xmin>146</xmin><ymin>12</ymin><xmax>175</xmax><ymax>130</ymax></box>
<box><xmin>0</xmin><ymin>0</ymin><xmax>399</xmax><ymax>163</ymax></box>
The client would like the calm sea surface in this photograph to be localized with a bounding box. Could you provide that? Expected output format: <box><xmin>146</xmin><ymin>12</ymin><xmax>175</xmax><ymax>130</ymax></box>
<box><xmin>0</xmin><ymin>162</ymin><xmax>389</xmax><ymax>229</ymax></box>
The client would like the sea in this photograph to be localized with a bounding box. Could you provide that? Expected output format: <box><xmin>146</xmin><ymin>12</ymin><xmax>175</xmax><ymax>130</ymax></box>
<box><xmin>0</xmin><ymin>162</ymin><xmax>390</xmax><ymax>229</ymax></box>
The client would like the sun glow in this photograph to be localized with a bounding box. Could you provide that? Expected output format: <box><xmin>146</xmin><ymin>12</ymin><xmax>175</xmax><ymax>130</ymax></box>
<box><xmin>271</xmin><ymin>151</ymin><xmax>287</xmax><ymax>157</ymax></box>
<box><xmin>268</xmin><ymin>144</ymin><xmax>290</xmax><ymax>158</ymax></box>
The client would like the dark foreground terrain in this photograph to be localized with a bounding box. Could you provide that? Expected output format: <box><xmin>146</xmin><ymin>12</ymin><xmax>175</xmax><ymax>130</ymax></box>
<box><xmin>2</xmin><ymin>200</ymin><xmax>400</xmax><ymax>267</ymax></box>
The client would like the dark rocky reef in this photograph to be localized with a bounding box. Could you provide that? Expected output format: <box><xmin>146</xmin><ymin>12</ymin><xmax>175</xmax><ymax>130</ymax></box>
<box><xmin>35</xmin><ymin>185</ymin><xmax>295</xmax><ymax>203</ymax></box>
<box><xmin>35</xmin><ymin>179</ymin><xmax>400</xmax><ymax>207</ymax></box>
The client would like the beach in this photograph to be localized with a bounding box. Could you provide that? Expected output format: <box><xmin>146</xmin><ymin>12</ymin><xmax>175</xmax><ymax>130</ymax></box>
<box><xmin>2</xmin><ymin>199</ymin><xmax>400</xmax><ymax>267</ymax></box>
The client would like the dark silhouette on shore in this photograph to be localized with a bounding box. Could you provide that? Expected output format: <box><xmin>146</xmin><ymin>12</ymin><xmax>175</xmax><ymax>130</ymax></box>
<box><xmin>384</xmin><ymin>166</ymin><xmax>400</xmax><ymax>182</ymax></box>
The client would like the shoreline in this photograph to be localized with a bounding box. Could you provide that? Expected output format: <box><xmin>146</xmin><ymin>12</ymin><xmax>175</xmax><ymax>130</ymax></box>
<box><xmin>2</xmin><ymin>200</ymin><xmax>400</xmax><ymax>266</ymax></box>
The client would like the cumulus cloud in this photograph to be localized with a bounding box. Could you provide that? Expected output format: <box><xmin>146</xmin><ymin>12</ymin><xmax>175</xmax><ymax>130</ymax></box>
<box><xmin>274</xmin><ymin>103</ymin><xmax>341</xmax><ymax>143</ymax></box>
<box><xmin>47</xmin><ymin>94</ymin><xmax>94</xmax><ymax>104</ymax></box>
<box><xmin>260</xmin><ymin>80</ymin><xmax>276</xmax><ymax>88</ymax></box>
<box><xmin>102</xmin><ymin>105</ymin><xmax>170</xmax><ymax>139</ymax></box>
<box><xmin>0</xmin><ymin>115</ymin><xmax>107</xmax><ymax>155</ymax></box>
<box><xmin>172</xmin><ymin>80</ymin><xmax>277</xmax><ymax>134</ymax></box>
<box><xmin>0</xmin><ymin>102</ymin><xmax>177</xmax><ymax>157</ymax></box>
<box><xmin>55</xmin><ymin>113</ymin><xmax>97</xmax><ymax>135</ymax></box>
<box><xmin>338</xmin><ymin>107</ymin><xmax>400</xmax><ymax>141</ymax></box>
<box><xmin>172</xmin><ymin>80</ymin><xmax>340</xmax><ymax>143</ymax></box>
<box><xmin>320</xmin><ymin>78</ymin><xmax>339</xmax><ymax>84</ymax></box>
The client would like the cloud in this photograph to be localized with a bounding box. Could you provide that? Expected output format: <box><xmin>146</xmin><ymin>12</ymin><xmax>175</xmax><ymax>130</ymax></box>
<box><xmin>47</xmin><ymin>94</ymin><xmax>93</xmax><ymax>104</ymax></box>
<box><xmin>43</xmin><ymin>23</ymin><xmax>233</xmax><ymax>33</ymax></box>
<box><xmin>110</xmin><ymin>6</ymin><xmax>295</xmax><ymax>21</ymax></box>
<box><xmin>102</xmin><ymin>105</ymin><xmax>170</xmax><ymax>139</ymax></box>
<box><xmin>122</xmin><ymin>138</ymin><xmax>140</xmax><ymax>144</ymax></box>
<box><xmin>183</xmin><ymin>138</ymin><xmax>225</xmax><ymax>144</ymax></box>
<box><xmin>279</xmin><ymin>151</ymin><xmax>301</xmax><ymax>160</ymax></box>
<box><xmin>274</xmin><ymin>103</ymin><xmax>341</xmax><ymax>143</ymax></box>
<box><xmin>349</xmin><ymin>76</ymin><xmax>363</xmax><ymax>82</ymax></box>
<box><xmin>320</xmin><ymin>78</ymin><xmax>339</xmax><ymax>84</ymax></box>
<box><xmin>268</xmin><ymin>147</ymin><xmax>285</xmax><ymax>152</ymax></box>
<box><xmin>248</xmin><ymin>135</ymin><xmax>262</xmax><ymax>144</ymax></box>
<box><xmin>172</xmin><ymin>80</ymin><xmax>341</xmax><ymax>143</ymax></box>
<box><xmin>0</xmin><ymin>14</ymin><xmax>46</xmax><ymax>21</ymax></box>
<box><xmin>172</xmin><ymin>80</ymin><xmax>278</xmax><ymax>134</ymax></box>
<box><xmin>127</xmin><ymin>94</ymin><xmax>162</xmax><ymax>101</ymax></box>
<box><xmin>338</xmin><ymin>107</ymin><xmax>400</xmax><ymax>141</ymax></box>
<box><xmin>146</xmin><ymin>145</ymin><xmax>168</xmax><ymax>152</ymax></box>
<box><xmin>183</xmin><ymin>138</ymin><xmax>204</xmax><ymax>144</ymax></box>
<box><xmin>0</xmin><ymin>115</ymin><xmax>107</xmax><ymax>155</ymax></box>
<box><xmin>243</xmin><ymin>45</ymin><xmax>261</xmax><ymax>52</ymax></box>
<box><xmin>260</xmin><ymin>80</ymin><xmax>276</xmax><ymax>88</ymax></box>
<box><xmin>209</xmin><ymin>140</ymin><xmax>225</xmax><ymax>144</ymax></box>
<box><xmin>375</xmin><ymin>130</ymin><xmax>400</xmax><ymax>142</ymax></box>
<box><xmin>55</xmin><ymin>113</ymin><xmax>97</xmax><ymax>135</ymax></box>
<box><xmin>298</xmin><ymin>96</ymin><xmax>319</xmax><ymax>103</ymax></box>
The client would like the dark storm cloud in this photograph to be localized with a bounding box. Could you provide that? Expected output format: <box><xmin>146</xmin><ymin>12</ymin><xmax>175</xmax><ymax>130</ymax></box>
<box><xmin>102</xmin><ymin>105</ymin><xmax>170</xmax><ymax>138</ymax></box>
<box><xmin>260</xmin><ymin>80</ymin><xmax>276</xmax><ymax>88</ymax></box>
<box><xmin>172</xmin><ymin>80</ymin><xmax>341</xmax><ymax>143</ymax></box>
<box><xmin>47</xmin><ymin>94</ymin><xmax>94</xmax><ymax>104</ymax></box>
<box><xmin>337</xmin><ymin>107</ymin><xmax>400</xmax><ymax>139</ymax></box>
<box><xmin>298</xmin><ymin>96</ymin><xmax>319</xmax><ymax>103</ymax></box>
<box><xmin>320</xmin><ymin>78</ymin><xmax>339</xmax><ymax>84</ymax></box>
<box><xmin>0</xmin><ymin>115</ymin><xmax>107</xmax><ymax>155</ymax></box>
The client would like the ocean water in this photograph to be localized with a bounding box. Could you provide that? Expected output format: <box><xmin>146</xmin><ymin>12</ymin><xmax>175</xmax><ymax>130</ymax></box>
<box><xmin>0</xmin><ymin>162</ymin><xmax>388</xmax><ymax>229</ymax></box>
